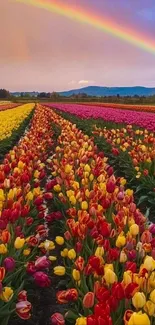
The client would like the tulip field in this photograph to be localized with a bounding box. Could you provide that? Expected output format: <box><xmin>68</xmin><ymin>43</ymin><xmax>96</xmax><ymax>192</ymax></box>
<box><xmin>0</xmin><ymin>102</ymin><xmax>155</xmax><ymax>325</ymax></box>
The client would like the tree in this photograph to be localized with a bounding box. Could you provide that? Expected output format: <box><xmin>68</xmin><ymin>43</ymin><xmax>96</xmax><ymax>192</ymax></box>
<box><xmin>0</xmin><ymin>89</ymin><xmax>10</xmax><ymax>99</ymax></box>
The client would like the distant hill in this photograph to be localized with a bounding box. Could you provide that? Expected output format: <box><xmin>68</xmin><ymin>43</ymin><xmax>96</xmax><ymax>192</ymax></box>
<box><xmin>58</xmin><ymin>86</ymin><xmax>155</xmax><ymax>97</ymax></box>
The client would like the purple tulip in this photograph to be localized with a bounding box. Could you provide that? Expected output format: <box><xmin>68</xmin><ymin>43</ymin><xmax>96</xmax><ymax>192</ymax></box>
<box><xmin>4</xmin><ymin>257</ymin><xmax>15</xmax><ymax>272</ymax></box>
<box><xmin>45</xmin><ymin>103</ymin><xmax>155</xmax><ymax>131</ymax></box>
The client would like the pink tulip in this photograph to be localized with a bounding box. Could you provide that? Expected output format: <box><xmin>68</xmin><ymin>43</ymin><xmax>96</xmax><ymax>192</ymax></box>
<box><xmin>33</xmin><ymin>271</ymin><xmax>51</xmax><ymax>287</ymax></box>
<box><xmin>35</xmin><ymin>256</ymin><xmax>50</xmax><ymax>270</ymax></box>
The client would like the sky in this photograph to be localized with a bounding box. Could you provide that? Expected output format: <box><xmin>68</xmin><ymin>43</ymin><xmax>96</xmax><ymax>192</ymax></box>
<box><xmin>1</xmin><ymin>0</ymin><xmax>155</xmax><ymax>92</ymax></box>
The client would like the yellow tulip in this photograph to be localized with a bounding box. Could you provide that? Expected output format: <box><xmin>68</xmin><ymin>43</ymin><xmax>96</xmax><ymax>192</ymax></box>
<box><xmin>49</xmin><ymin>256</ymin><xmax>57</xmax><ymax>261</ymax></box>
<box><xmin>55</xmin><ymin>236</ymin><xmax>64</xmax><ymax>245</ymax></box>
<box><xmin>18</xmin><ymin>161</ymin><xmax>25</xmax><ymax>169</ymax></box>
<box><xmin>0</xmin><ymin>287</ymin><xmax>13</xmax><ymax>302</ymax></box>
<box><xmin>144</xmin><ymin>256</ymin><xmax>155</xmax><ymax>271</ymax></box>
<box><xmin>150</xmin><ymin>289</ymin><xmax>155</xmax><ymax>304</ymax></box>
<box><xmin>95</xmin><ymin>247</ymin><xmax>104</xmax><ymax>257</ymax></box>
<box><xmin>26</xmin><ymin>191</ymin><xmax>34</xmax><ymax>201</ymax></box>
<box><xmin>144</xmin><ymin>300</ymin><xmax>155</xmax><ymax>316</ymax></box>
<box><xmin>104</xmin><ymin>269</ymin><xmax>117</xmax><ymax>285</ymax></box>
<box><xmin>126</xmin><ymin>189</ymin><xmax>133</xmax><ymax>197</ymax></box>
<box><xmin>14</xmin><ymin>237</ymin><xmax>25</xmax><ymax>249</ymax></box>
<box><xmin>84</xmin><ymin>164</ymin><xmax>91</xmax><ymax>173</ymax></box>
<box><xmin>89</xmin><ymin>174</ymin><xmax>94</xmax><ymax>181</ymax></box>
<box><xmin>72</xmin><ymin>269</ymin><xmax>80</xmax><ymax>281</ymax></box>
<box><xmin>130</xmin><ymin>224</ymin><xmax>139</xmax><ymax>236</ymax></box>
<box><xmin>104</xmin><ymin>264</ymin><xmax>114</xmax><ymax>272</ymax></box>
<box><xmin>75</xmin><ymin>317</ymin><xmax>86</xmax><ymax>325</ymax></box>
<box><xmin>23</xmin><ymin>248</ymin><xmax>31</xmax><ymax>256</ymax></box>
<box><xmin>54</xmin><ymin>266</ymin><xmax>66</xmax><ymax>276</ymax></box>
<box><xmin>81</xmin><ymin>201</ymin><xmax>88</xmax><ymax>210</ymax></box>
<box><xmin>132</xmin><ymin>292</ymin><xmax>146</xmax><ymax>309</ymax></box>
<box><xmin>0</xmin><ymin>189</ymin><xmax>5</xmax><ymax>201</ymax></box>
<box><xmin>65</xmin><ymin>164</ymin><xmax>72</xmax><ymax>174</ymax></box>
<box><xmin>61</xmin><ymin>248</ymin><xmax>69</xmax><ymax>257</ymax></box>
<box><xmin>43</xmin><ymin>240</ymin><xmax>55</xmax><ymax>250</ymax></box>
<box><xmin>68</xmin><ymin>249</ymin><xmax>76</xmax><ymax>260</ymax></box>
<box><xmin>128</xmin><ymin>312</ymin><xmax>150</xmax><ymax>325</ymax></box>
<box><xmin>116</xmin><ymin>233</ymin><xmax>126</xmax><ymax>248</ymax></box>
<box><xmin>123</xmin><ymin>271</ymin><xmax>132</xmax><ymax>285</ymax></box>
<box><xmin>0</xmin><ymin>244</ymin><xmax>7</xmax><ymax>254</ymax></box>
<box><xmin>34</xmin><ymin>170</ymin><xmax>40</xmax><ymax>178</ymax></box>
<box><xmin>69</xmin><ymin>195</ymin><xmax>77</xmax><ymax>205</ymax></box>
<box><xmin>53</xmin><ymin>184</ymin><xmax>61</xmax><ymax>192</ymax></box>
<box><xmin>149</xmin><ymin>272</ymin><xmax>155</xmax><ymax>288</ymax></box>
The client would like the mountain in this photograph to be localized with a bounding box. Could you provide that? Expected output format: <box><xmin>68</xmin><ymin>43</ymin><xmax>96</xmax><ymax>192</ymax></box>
<box><xmin>58</xmin><ymin>86</ymin><xmax>155</xmax><ymax>97</ymax></box>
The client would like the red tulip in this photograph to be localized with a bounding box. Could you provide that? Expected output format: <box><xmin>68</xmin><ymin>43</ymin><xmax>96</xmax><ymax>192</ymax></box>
<box><xmin>16</xmin><ymin>300</ymin><xmax>31</xmax><ymax>320</ymax></box>
<box><xmin>75</xmin><ymin>241</ymin><xmax>82</xmax><ymax>253</ymax></box>
<box><xmin>44</xmin><ymin>192</ymin><xmax>53</xmax><ymax>200</ymax></box>
<box><xmin>75</xmin><ymin>256</ymin><xmax>84</xmax><ymax>271</ymax></box>
<box><xmin>18</xmin><ymin>290</ymin><xmax>27</xmax><ymax>301</ymax></box>
<box><xmin>106</xmin><ymin>180</ymin><xmax>115</xmax><ymax>193</ymax></box>
<box><xmin>26</xmin><ymin>262</ymin><xmax>37</xmax><ymax>275</ymax></box>
<box><xmin>57</xmin><ymin>289</ymin><xmax>78</xmax><ymax>304</ymax></box>
<box><xmin>125</xmin><ymin>262</ymin><xmax>137</xmax><ymax>273</ymax></box>
<box><xmin>34</xmin><ymin>196</ymin><xmax>43</xmax><ymax>206</ymax></box>
<box><xmin>0</xmin><ymin>267</ymin><xmax>5</xmax><ymax>281</ymax></box>
<box><xmin>124</xmin><ymin>283</ymin><xmax>139</xmax><ymax>299</ymax></box>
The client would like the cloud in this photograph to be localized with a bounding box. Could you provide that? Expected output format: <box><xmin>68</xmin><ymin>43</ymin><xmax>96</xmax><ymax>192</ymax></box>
<box><xmin>78</xmin><ymin>80</ymin><xmax>94</xmax><ymax>85</ymax></box>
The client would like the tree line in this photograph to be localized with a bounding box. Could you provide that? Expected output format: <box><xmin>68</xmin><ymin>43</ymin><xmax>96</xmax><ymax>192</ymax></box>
<box><xmin>1</xmin><ymin>88</ymin><xmax>155</xmax><ymax>105</ymax></box>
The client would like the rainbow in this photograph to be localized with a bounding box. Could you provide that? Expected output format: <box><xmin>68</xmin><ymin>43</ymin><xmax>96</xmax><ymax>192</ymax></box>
<box><xmin>15</xmin><ymin>0</ymin><xmax>155</xmax><ymax>55</ymax></box>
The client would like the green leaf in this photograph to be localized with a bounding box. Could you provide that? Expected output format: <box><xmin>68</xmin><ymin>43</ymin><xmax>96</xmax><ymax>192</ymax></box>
<box><xmin>137</xmin><ymin>196</ymin><xmax>148</xmax><ymax>205</ymax></box>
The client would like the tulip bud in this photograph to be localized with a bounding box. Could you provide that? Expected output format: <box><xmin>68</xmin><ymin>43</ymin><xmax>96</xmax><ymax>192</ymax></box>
<box><xmin>14</xmin><ymin>237</ymin><xmax>25</xmax><ymax>249</ymax></box>
<box><xmin>72</xmin><ymin>269</ymin><xmax>80</xmax><ymax>281</ymax></box>
<box><xmin>106</xmin><ymin>180</ymin><xmax>115</xmax><ymax>193</ymax></box>
<box><xmin>68</xmin><ymin>249</ymin><xmax>76</xmax><ymax>260</ymax></box>
<box><xmin>132</xmin><ymin>292</ymin><xmax>146</xmax><ymax>309</ymax></box>
<box><xmin>51</xmin><ymin>313</ymin><xmax>65</xmax><ymax>325</ymax></box>
<box><xmin>55</xmin><ymin>236</ymin><xmax>64</xmax><ymax>245</ymax></box>
<box><xmin>128</xmin><ymin>312</ymin><xmax>150</xmax><ymax>325</ymax></box>
<box><xmin>120</xmin><ymin>251</ymin><xmax>127</xmax><ymax>263</ymax></box>
<box><xmin>33</xmin><ymin>271</ymin><xmax>51</xmax><ymax>287</ymax></box>
<box><xmin>130</xmin><ymin>224</ymin><xmax>139</xmax><ymax>236</ymax></box>
<box><xmin>54</xmin><ymin>266</ymin><xmax>66</xmax><ymax>276</ymax></box>
<box><xmin>83</xmin><ymin>292</ymin><xmax>94</xmax><ymax>308</ymax></box>
<box><xmin>3</xmin><ymin>257</ymin><xmax>15</xmax><ymax>272</ymax></box>
<box><xmin>104</xmin><ymin>269</ymin><xmax>117</xmax><ymax>285</ymax></box>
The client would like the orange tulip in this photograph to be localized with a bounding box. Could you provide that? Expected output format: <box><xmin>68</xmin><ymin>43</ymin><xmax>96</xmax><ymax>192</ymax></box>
<box><xmin>1</xmin><ymin>230</ymin><xmax>11</xmax><ymax>243</ymax></box>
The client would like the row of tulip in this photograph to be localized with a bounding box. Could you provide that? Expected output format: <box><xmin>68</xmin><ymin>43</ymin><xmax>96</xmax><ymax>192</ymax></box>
<box><xmin>0</xmin><ymin>104</ymin><xmax>60</xmax><ymax>324</ymax></box>
<box><xmin>0</xmin><ymin>104</ymin><xmax>34</xmax><ymax>142</ymax></box>
<box><xmin>80</xmin><ymin>102</ymin><xmax>155</xmax><ymax>114</ymax></box>
<box><xmin>92</xmin><ymin>125</ymin><xmax>155</xmax><ymax>179</ymax></box>
<box><xmin>46</xmin><ymin>105</ymin><xmax>155</xmax><ymax>219</ymax></box>
<box><xmin>0</xmin><ymin>103</ymin><xmax>20</xmax><ymax>112</ymax></box>
<box><xmin>47</xmin><ymin>103</ymin><xmax>155</xmax><ymax>131</ymax></box>
<box><xmin>39</xmin><ymin>105</ymin><xmax>155</xmax><ymax>325</ymax></box>
<box><xmin>0</xmin><ymin>102</ymin><xmax>11</xmax><ymax>105</ymax></box>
